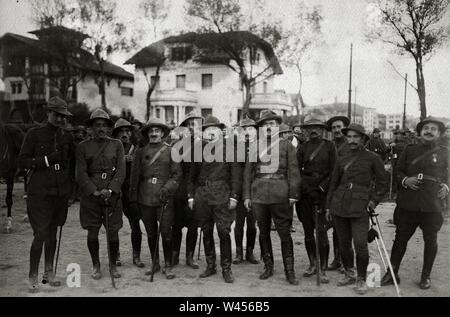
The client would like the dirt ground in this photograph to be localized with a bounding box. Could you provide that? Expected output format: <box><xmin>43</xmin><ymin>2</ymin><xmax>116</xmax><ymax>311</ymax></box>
<box><xmin>1</xmin><ymin>182</ymin><xmax>449</xmax><ymax>297</ymax></box>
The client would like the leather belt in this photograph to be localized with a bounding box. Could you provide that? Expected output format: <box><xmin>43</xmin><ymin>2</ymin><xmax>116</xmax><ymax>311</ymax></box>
<box><xmin>417</xmin><ymin>173</ymin><xmax>441</xmax><ymax>183</ymax></box>
<box><xmin>255</xmin><ymin>174</ymin><xmax>286</xmax><ymax>180</ymax></box>
<box><xmin>198</xmin><ymin>180</ymin><xmax>226</xmax><ymax>186</ymax></box>
<box><xmin>339</xmin><ymin>182</ymin><xmax>369</xmax><ymax>190</ymax></box>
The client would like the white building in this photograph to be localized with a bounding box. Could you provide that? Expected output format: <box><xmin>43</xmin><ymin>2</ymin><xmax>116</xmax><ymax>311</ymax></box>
<box><xmin>362</xmin><ymin>107</ymin><xmax>378</xmax><ymax>132</ymax></box>
<box><xmin>0</xmin><ymin>27</ymin><xmax>136</xmax><ymax>122</ymax></box>
<box><xmin>127</xmin><ymin>32</ymin><xmax>293</xmax><ymax>125</ymax></box>
<box><xmin>386</xmin><ymin>113</ymin><xmax>403</xmax><ymax>131</ymax></box>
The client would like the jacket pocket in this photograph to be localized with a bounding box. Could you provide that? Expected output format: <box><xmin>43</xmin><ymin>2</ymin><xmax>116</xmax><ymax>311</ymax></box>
<box><xmin>349</xmin><ymin>191</ymin><xmax>369</xmax><ymax>213</ymax></box>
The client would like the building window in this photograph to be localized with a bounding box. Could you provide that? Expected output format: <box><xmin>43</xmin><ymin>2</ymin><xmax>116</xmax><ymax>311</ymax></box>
<box><xmin>176</xmin><ymin>75</ymin><xmax>186</xmax><ymax>89</ymax></box>
<box><xmin>201</xmin><ymin>108</ymin><xmax>212</xmax><ymax>118</ymax></box>
<box><xmin>121</xmin><ymin>87</ymin><xmax>133</xmax><ymax>97</ymax></box>
<box><xmin>171</xmin><ymin>46</ymin><xmax>192</xmax><ymax>62</ymax></box>
<box><xmin>263</xmin><ymin>81</ymin><xmax>268</xmax><ymax>94</ymax></box>
<box><xmin>185</xmin><ymin>106</ymin><xmax>194</xmax><ymax>115</ymax></box>
<box><xmin>151</xmin><ymin>76</ymin><xmax>160</xmax><ymax>89</ymax></box>
<box><xmin>156</xmin><ymin>108</ymin><xmax>161</xmax><ymax>118</ymax></box>
<box><xmin>202</xmin><ymin>74</ymin><xmax>213</xmax><ymax>90</ymax></box>
<box><xmin>165</xmin><ymin>106</ymin><xmax>175</xmax><ymax>125</ymax></box>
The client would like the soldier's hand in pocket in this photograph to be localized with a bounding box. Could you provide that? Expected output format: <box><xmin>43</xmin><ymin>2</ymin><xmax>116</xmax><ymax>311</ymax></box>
<box><xmin>438</xmin><ymin>184</ymin><xmax>449</xmax><ymax>200</ymax></box>
<box><xmin>244</xmin><ymin>199</ymin><xmax>252</xmax><ymax>211</ymax></box>
<box><xmin>188</xmin><ymin>199</ymin><xmax>194</xmax><ymax>211</ymax></box>
<box><xmin>404</xmin><ymin>176</ymin><xmax>422</xmax><ymax>190</ymax></box>
<box><xmin>100</xmin><ymin>189</ymin><xmax>112</xmax><ymax>199</ymax></box>
<box><xmin>228</xmin><ymin>198</ymin><xmax>237</xmax><ymax>210</ymax></box>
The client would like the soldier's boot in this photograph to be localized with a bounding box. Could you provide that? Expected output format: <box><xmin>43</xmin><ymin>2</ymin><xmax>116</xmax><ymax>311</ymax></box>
<box><xmin>381</xmin><ymin>242</ymin><xmax>403</xmax><ymax>286</ymax></box>
<box><xmin>281</xmin><ymin>240</ymin><xmax>299</xmax><ymax>285</ymax></box>
<box><xmin>42</xmin><ymin>235</ymin><xmax>61</xmax><ymax>287</ymax></box>
<box><xmin>199</xmin><ymin>235</ymin><xmax>217</xmax><ymax>278</ymax></box>
<box><xmin>220</xmin><ymin>236</ymin><xmax>234</xmax><ymax>283</ymax></box>
<box><xmin>259</xmin><ymin>237</ymin><xmax>274</xmax><ymax>280</ymax></box>
<box><xmin>419</xmin><ymin>239</ymin><xmax>437</xmax><ymax>290</ymax></box>
<box><xmin>354</xmin><ymin>277</ymin><xmax>368</xmax><ymax>295</ymax></box>
<box><xmin>91</xmin><ymin>263</ymin><xmax>102</xmax><ymax>280</ymax></box>
<box><xmin>186</xmin><ymin>226</ymin><xmax>199</xmax><ymax>269</ymax></box>
<box><xmin>146</xmin><ymin>237</ymin><xmax>161</xmax><ymax>276</ymax></box>
<box><xmin>171</xmin><ymin>251</ymin><xmax>180</xmax><ymax>267</ymax></box>
<box><xmin>303</xmin><ymin>240</ymin><xmax>317</xmax><ymax>277</ymax></box>
<box><xmin>171</xmin><ymin>227</ymin><xmax>182</xmax><ymax>266</ymax></box>
<box><xmin>42</xmin><ymin>270</ymin><xmax>61</xmax><ymax>287</ymax></box>
<box><xmin>319</xmin><ymin>244</ymin><xmax>330</xmax><ymax>284</ymax></box>
<box><xmin>337</xmin><ymin>268</ymin><xmax>357</xmax><ymax>287</ymax></box>
<box><xmin>328</xmin><ymin>231</ymin><xmax>342</xmax><ymax>271</ymax></box>
<box><xmin>110</xmin><ymin>241</ymin><xmax>121</xmax><ymax>278</ymax></box>
<box><xmin>233</xmin><ymin>246</ymin><xmax>244</xmax><ymax>265</ymax></box>
<box><xmin>245</xmin><ymin>248</ymin><xmax>259</xmax><ymax>264</ymax></box>
<box><xmin>115</xmin><ymin>250</ymin><xmax>122</xmax><ymax>267</ymax></box>
<box><xmin>28</xmin><ymin>275</ymin><xmax>39</xmax><ymax>293</ymax></box>
<box><xmin>133</xmin><ymin>250</ymin><xmax>145</xmax><ymax>268</ymax></box>
<box><xmin>381</xmin><ymin>270</ymin><xmax>401</xmax><ymax>286</ymax></box>
<box><xmin>162</xmin><ymin>238</ymin><xmax>176</xmax><ymax>280</ymax></box>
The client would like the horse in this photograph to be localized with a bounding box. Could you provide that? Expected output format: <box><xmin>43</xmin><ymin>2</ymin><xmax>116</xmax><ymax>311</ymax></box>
<box><xmin>0</xmin><ymin>122</ymin><xmax>25</xmax><ymax>233</ymax></box>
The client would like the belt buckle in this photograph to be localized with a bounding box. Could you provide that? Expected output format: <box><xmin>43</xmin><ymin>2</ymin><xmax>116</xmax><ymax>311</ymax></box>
<box><xmin>152</xmin><ymin>178</ymin><xmax>157</xmax><ymax>184</ymax></box>
<box><xmin>348</xmin><ymin>183</ymin><xmax>353</xmax><ymax>189</ymax></box>
<box><xmin>101</xmin><ymin>173</ymin><xmax>107</xmax><ymax>180</ymax></box>
<box><xmin>54</xmin><ymin>164</ymin><xmax>60</xmax><ymax>171</ymax></box>
<box><xmin>418</xmin><ymin>173</ymin><xmax>423</xmax><ymax>181</ymax></box>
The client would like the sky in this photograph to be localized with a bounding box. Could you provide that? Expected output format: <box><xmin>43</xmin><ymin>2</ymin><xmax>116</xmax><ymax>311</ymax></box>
<box><xmin>1</xmin><ymin>0</ymin><xmax>450</xmax><ymax>118</ymax></box>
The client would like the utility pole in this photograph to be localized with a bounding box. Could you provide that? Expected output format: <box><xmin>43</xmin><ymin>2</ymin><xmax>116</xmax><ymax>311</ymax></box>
<box><xmin>347</xmin><ymin>43</ymin><xmax>353</xmax><ymax>121</ymax></box>
<box><xmin>402</xmin><ymin>73</ymin><xmax>408</xmax><ymax>130</ymax></box>
<box><xmin>353</xmin><ymin>86</ymin><xmax>357</xmax><ymax>123</ymax></box>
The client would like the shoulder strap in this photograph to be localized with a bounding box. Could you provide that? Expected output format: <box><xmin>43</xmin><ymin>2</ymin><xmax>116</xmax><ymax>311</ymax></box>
<box><xmin>127</xmin><ymin>144</ymin><xmax>135</xmax><ymax>155</ymax></box>
<box><xmin>337</xmin><ymin>141</ymin><xmax>347</xmax><ymax>154</ymax></box>
<box><xmin>92</xmin><ymin>139</ymin><xmax>111</xmax><ymax>162</ymax></box>
<box><xmin>343</xmin><ymin>156</ymin><xmax>359</xmax><ymax>172</ymax></box>
<box><xmin>411</xmin><ymin>145</ymin><xmax>441</xmax><ymax>166</ymax></box>
<box><xmin>308</xmin><ymin>141</ymin><xmax>326</xmax><ymax>163</ymax></box>
<box><xmin>148</xmin><ymin>143</ymin><xmax>169</xmax><ymax>166</ymax></box>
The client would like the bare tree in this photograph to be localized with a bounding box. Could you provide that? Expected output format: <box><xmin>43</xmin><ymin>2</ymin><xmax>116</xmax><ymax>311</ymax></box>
<box><xmin>367</xmin><ymin>0</ymin><xmax>450</xmax><ymax>120</ymax></box>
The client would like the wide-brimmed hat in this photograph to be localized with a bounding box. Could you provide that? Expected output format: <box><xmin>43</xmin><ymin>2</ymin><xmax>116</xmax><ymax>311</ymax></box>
<box><xmin>278</xmin><ymin>124</ymin><xmax>292</xmax><ymax>135</ymax></box>
<box><xmin>86</xmin><ymin>108</ymin><xmax>114</xmax><ymax>127</ymax></box>
<box><xmin>342</xmin><ymin>123</ymin><xmax>370</xmax><ymax>140</ymax></box>
<box><xmin>257</xmin><ymin>110</ymin><xmax>283</xmax><ymax>126</ymax></box>
<box><xmin>372</xmin><ymin>128</ymin><xmax>381</xmax><ymax>134</ymax></box>
<box><xmin>180</xmin><ymin>111</ymin><xmax>204</xmax><ymax>127</ymax></box>
<box><xmin>45</xmin><ymin>96</ymin><xmax>73</xmax><ymax>117</ymax></box>
<box><xmin>326</xmin><ymin>116</ymin><xmax>350</xmax><ymax>131</ymax></box>
<box><xmin>112</xmin><ymin>118</ymin><xmax>133</xmax><ymax>137</ymax></box>
<box><xmin>301</xmin><ymin>118</ymin><xmax>327</xmax><ymax>129</ymax></box>
<box><xmin>141</xmin><ymin>118</ymin><xmax>170</xmax><ymax>137</ymax></box>
<box><xmin>239</xmin><ymin>118</ymin><xmax>257</xmax><ymax>128</ymax></box>
<box><xmin>393</xmin><ymin>128</ymin><xmax>406</xmax><ymax>135</ymax></box>
<box><xmin>416</xmin><ymin>116</ymin><xmax>446</xmax><ymax>135</ymax></box>
<box><xmin>202</xmin><ymin>116</ymin><xmax>225</xmax><ymax>131</ymax></box>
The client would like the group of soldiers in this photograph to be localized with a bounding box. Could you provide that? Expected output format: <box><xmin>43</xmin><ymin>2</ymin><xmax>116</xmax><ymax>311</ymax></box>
<box><xmin>19</xmin><ymin>96</ymin><xmax>449</xmax><ymax>295</ymax></box>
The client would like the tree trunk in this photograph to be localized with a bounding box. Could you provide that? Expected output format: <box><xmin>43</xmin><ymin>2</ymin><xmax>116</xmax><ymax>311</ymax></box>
<box><xmin>415</xmin><ymin>59</ymin><xmax>427</xmax><ymax>120</ymax></box>
<box><xmin>100</xmin><ymin>61</ymin><xmax>107</xmax><ymax>111</ymax></box>
<box><xmin>145</xmin><ymin>64</ymin><xmax>162</xmax><ymax>121</ymax></box>
<box><xmin>242</xmin><ymin>80</ymin><xmax>252</xmax><ymax>120</ymax></box>
<box><xmin>295</xmin><ymin>66</ymin><xmax>305</xmax><ymax>123</ymax></box>
<box><xmin>146</xmin><ymin>88</ymin><xmax>152</xmax><ymax>121</ymax></box>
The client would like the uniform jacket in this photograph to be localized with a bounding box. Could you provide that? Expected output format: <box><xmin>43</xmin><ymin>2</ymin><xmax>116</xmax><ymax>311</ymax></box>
<box><xmin>75</xmin><ymin>137</ymin><xmax>125</xmax><ymax>197</ymax></box>
<box><xmin>188</xmin><ymin>140</ymin><xmax>242</xmax><ymax>205</ymax></box>
<box><xmin>174</xmin><ymin>136</ymin><xmax>202</xmax><ymax>201</ymax></box>
<box><xmin>297</xmin><ymin>138</ymin><xmax>337</xmax><ymax>195</ymax></box>
<box><xmin>366</xmin><ymin>137</ymin><xmax>388</xmax><ymax>161</ymax></box>
<box><xmin>334</xmin><ymin>137</ymin><xmax>351</xmax><ymax>158</ymax></box>
<box><xmin>327</xmin><ymin>146</ymin><xmax>388</xmax><ymax>217</ymax></box>
<box><xmin>392</xmin><ymin>140</ymin><xmax>407</xmax><ymax>168</ymax></box>
<box><xmin>395</xmin><ymin>140</ymin><xmax>449</xmax><ymax>213</ymax></box>
<box><xmin>129</xmin><ymin>142</ymin><xmax>181</xmax><ymax>207</ymax></box>
<box><xmin>18</xmin><ymin>122</ymin><xmax>75</xmax><ymax>197</ymax></box>
<box><xmin>243</xmin><ymin>138</ymin><xmax>300</xmax><ymax>205</ymax></box>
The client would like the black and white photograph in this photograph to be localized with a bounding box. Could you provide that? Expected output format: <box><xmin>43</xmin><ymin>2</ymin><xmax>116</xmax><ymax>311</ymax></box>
<box><xmin>0</xmin><ymin>0</ymin><xmax>449</xmax><ymax>301</ymax></box>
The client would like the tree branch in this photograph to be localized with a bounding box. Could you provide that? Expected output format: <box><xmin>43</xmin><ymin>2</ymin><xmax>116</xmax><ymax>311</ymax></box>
<box><xmin>386</xmin><ymin>60</ymin><xmax>418</xmax><ymax>92</ymax></box>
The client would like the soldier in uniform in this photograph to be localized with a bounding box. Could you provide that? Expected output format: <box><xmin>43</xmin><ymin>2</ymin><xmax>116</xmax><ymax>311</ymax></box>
<box><xmin>325</xmin><ymin>116</ymin><xmax>351</xmax><ymax>272</ymax></box>
<box><xmin>188</xmin><ymin>116</ymin><xmax>241</xmax><ymax>283</ymax></box>
<box><xmin>19</xmin><ymin>96</ymin><xmax>75</xmax><ymax>292</ymax></box>
<box><xmin>297</xmin><ymin>118</ymin><xmax>337</xmax><ymax>283</ymax></box>
<box><xmin>73</xmin><ymin>126</ymin><xmax>88</xmax><ymax>144</ymax></box>
<box><xmin>381</xmin><ymin>117</ymin><xmax>449</xmax><ymax>290</ymax></box>
<box><xmin>243</xmin><ymin>110</ymin><xmax>300</xmax><ymax>285</ymax></box>
<box><xmin>233</xmin><ymin>118</ymin><xmax>258</xmax><ymax>265</ymax></box>
<box><xmin>366</xmin><ymin>128</ymin><xmax>388</xmax><ymax>161</ymax></box>
<box><xmin>326</xmin><ymin>123</ymin><xmax>388</xmax><ymax>295</ymax></box>
<box><xmin>292</xmin><ymin>122</ymin><xmax>307</xmax><ymax>148</ymax></box>
<box><xmin>171</xmin><ymin>112</ymin><xmax>203</xmax><ymax>269</ymax></box>
<box><xmin>76</xmin><ymin>109</ymin><xmax>126</xmax><ymax>280</ymax></box>
<box><xmin>112</xmin><ymin>118</ymin><xmax>143</xmax><ymax>268</ymax></box>
<box><xmin>129</xmin><ymin>118</ymin><xmax>181</xmax><ymax>279</ymax></box>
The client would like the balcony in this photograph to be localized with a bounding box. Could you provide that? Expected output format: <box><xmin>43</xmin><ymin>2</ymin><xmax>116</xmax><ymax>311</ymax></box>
<box><xmin>151</xmin><ymin>89</ymin><xmax>198</xmax><ymax>104</ymax></box>
<box><xmin>250</xmin><ymin>92</ymin><xmax>293</xmax><ymax>108</ymax></box>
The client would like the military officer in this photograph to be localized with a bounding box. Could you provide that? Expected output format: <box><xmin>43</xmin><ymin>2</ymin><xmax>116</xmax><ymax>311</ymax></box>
<box><xmin>243</xmin><ymin>110</ymin><xmax>301</xmax><ymax>285</ymax></box>
<box><xmin>296</xmin><ymin>118</ymin><xmax>336</xmax><ymax>283</ymax></box>
<box><xmin>129</xmin><ymin>118</ymin><xmax>181</xmax><ymax>279</ymax></box>
<box><xmin>172</xmin><ymin>111</ymin><xmax>204</xmax><ymax>269</ymax></box>
<box><xmin>366</xmin><ymin>128</ymin><xmax>388</xmax><ymax>161</ymax></box>
<box><xmin>188</xmin><ymin>116</ymin><xmax>241</xmax><ymax>283</ymax></box>
<box><xmin>381</xmin><ymin>117</ymin><xmax>449</xmax><ymax>290</ymax></box>
<box><xmin>19</xmin><ymin>96</ymin><xmax>75</xmax><ymax>292</ymax></box>
<box><xmin>76</xmin><ymin>109</ymin><xmax>126</xmax><ymax>280</ymax></box>
<box><xmin>233</xmin><ymin>118</ymin><xmax>258</xmax><ymax>265</ymax></box>
<box><xmin>325</xmin><ymin>116</ymin><xmax>351</xmax><ymax>272</ymax></box>
<box><xmin>112</xmin><ymin>118</ymin><xmax>144</xmax><ymax>268</ymax></box>
<box><xmin>326</xmin><ymin>123</ymin><xmax>388</xmax><ymax>295</ymax></box>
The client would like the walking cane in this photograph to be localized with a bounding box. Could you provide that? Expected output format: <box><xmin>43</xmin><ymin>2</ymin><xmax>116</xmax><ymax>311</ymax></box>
<box><xmin>368</xmin><ymin>208</ymin><xmax>401</xmax><ymax>297</ymax></box>
<box><xmin>314</xmin><ymin>204</ymin><xmax>321</xmax><ymax>287</ymax></box>
<box><xmin>54</xmin><ymin>226</ymin><xmax>63</xmax><ymax>275</ymax></box>
<box><xmin>104</xmin><ymin>198</ymin><xmax>116</xmax><ymax>289</ymax></box>
<box><xmin>389</xmin><ymin>149</ymin><xmax>394</xmax><ymax>200</ymax></box>
<box><xmin>150</xmin><ymin>202</ymin><xmax>167</xmax><ymax>282</ymax></box>
<box><xmin>197</xmin><ymin>229</ymin><xmax>202</xmax><ymax>261</ymax></box>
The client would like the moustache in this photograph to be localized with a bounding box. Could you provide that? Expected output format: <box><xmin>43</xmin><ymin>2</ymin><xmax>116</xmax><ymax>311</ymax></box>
<box><xmin>349</xmin><ymin>143</ymin><xmax>358</xmax><ymax>146</ymax></box>
<box><xmin>424</xmin><ymin>133</ymin><xmax>434</xmax><ymax>137</ymax></box>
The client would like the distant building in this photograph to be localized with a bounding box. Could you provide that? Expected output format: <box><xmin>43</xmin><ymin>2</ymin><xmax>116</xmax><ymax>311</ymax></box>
<box><xmin>126</xmin><ymin>31</ymin><xmax>293</xmax><ymax>125</ymax></box>
<box><xmin>386</xmin><ymin>113</ymin><xmax>403</xmax><ymax>131</ymax></box>
<box><xmin>0</xmin><ymin>26</ymin><xmax>135</xmax><ymax>122</ymax></box>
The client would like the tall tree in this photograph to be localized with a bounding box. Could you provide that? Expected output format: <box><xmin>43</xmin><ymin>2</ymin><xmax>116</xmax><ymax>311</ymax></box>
<box><xmin>186</xmin><ymin>0</ymin><xmax>284</xmax><ymax>118</ymax></box>
<box><xmin>367</xmin><ymin>0</ymin><xmax>450</xmax><ymax>120</ymax></box>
